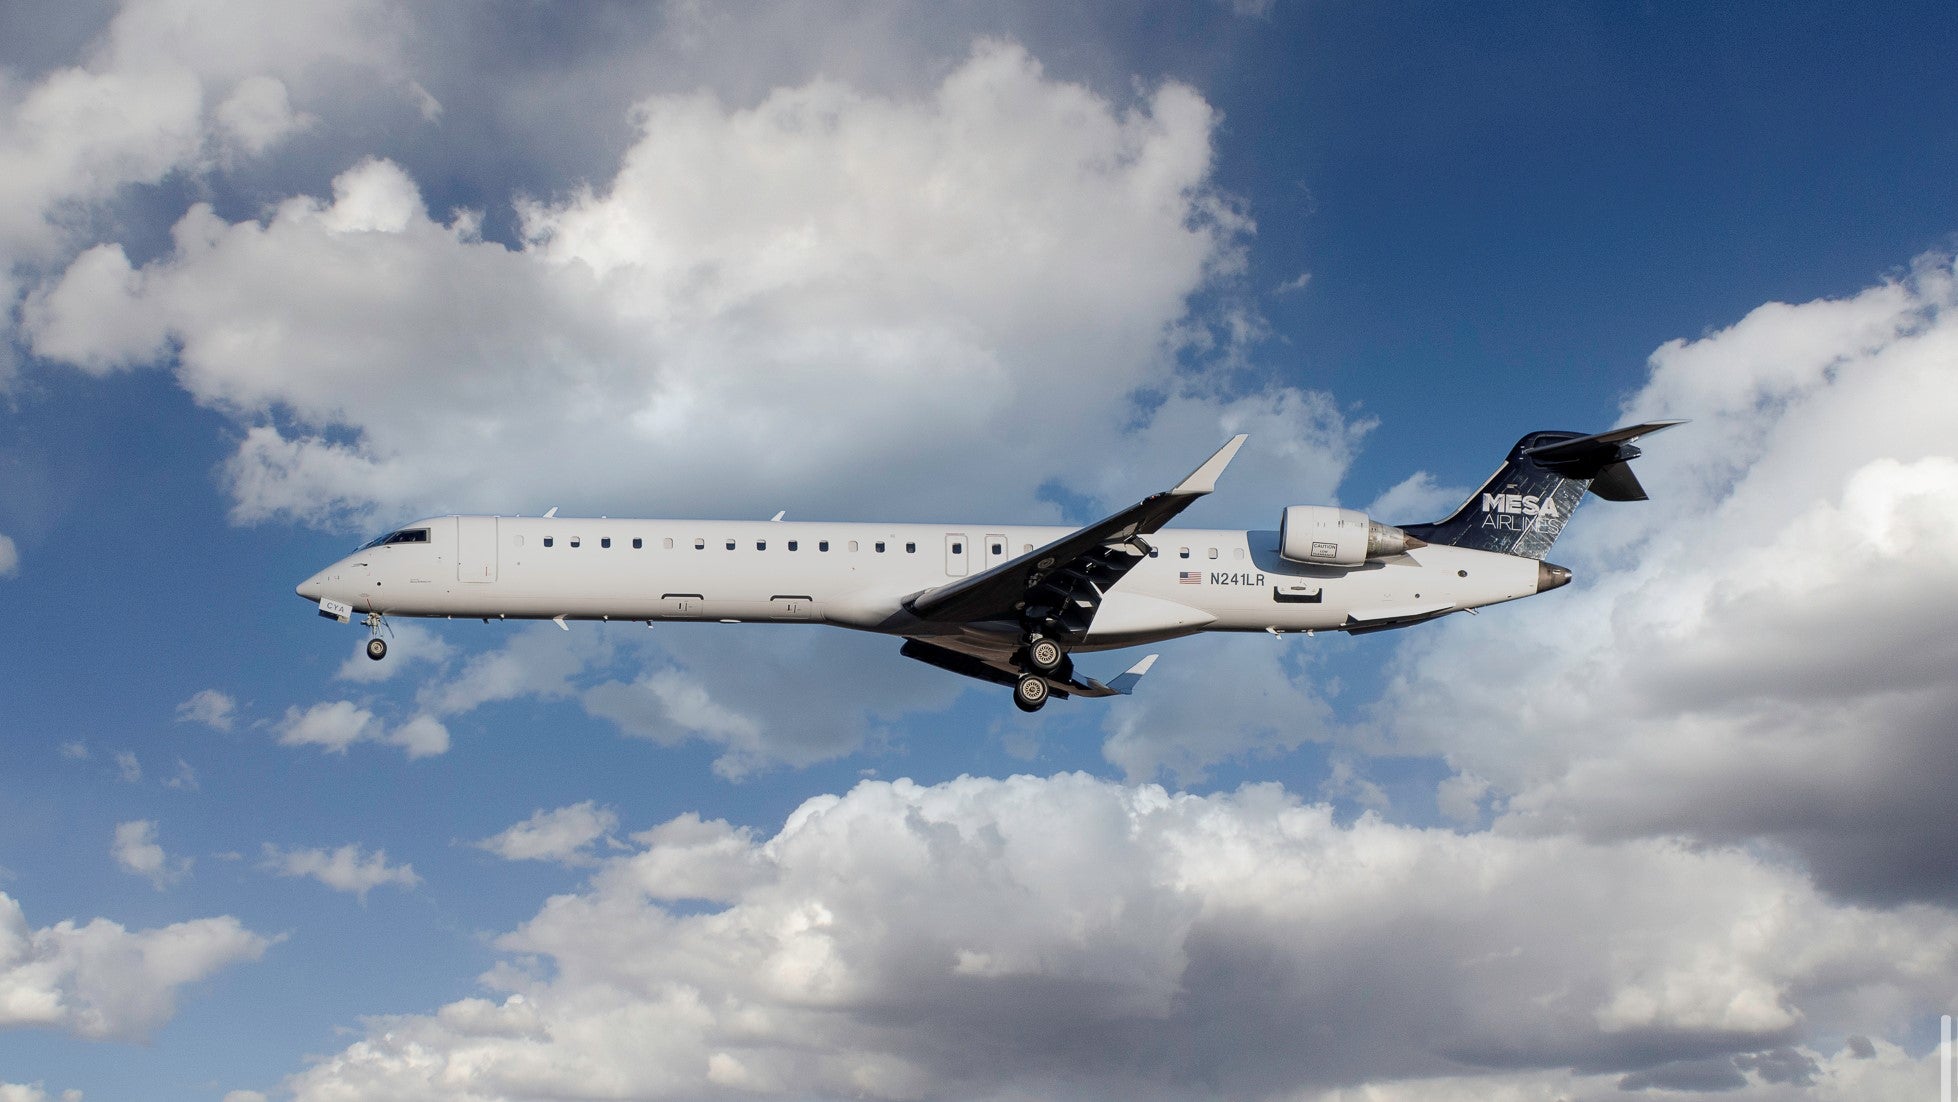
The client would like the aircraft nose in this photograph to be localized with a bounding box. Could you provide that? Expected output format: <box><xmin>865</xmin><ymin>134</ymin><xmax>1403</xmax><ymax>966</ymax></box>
<box><xmin>296</xmin><ymin>576</ymin><xmax>324</xmax><ymax>601</ymax></box>
<box><xmin>1536</xmin><ymin>561</ymin><xmax>1573</xmax><ymax>593</ymax></box>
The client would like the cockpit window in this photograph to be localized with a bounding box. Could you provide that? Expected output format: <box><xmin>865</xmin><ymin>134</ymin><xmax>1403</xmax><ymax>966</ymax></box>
<box><xmin>359</xmin><ymin>527</ymin><xmax>432</xmax><ymax>550</ymax></box>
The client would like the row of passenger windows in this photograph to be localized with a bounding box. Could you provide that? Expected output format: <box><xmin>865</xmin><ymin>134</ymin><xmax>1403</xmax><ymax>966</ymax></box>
<box><xmin>530</xmin><ymin>535</ymin><xmax>1037</xmax><ymax>555</ymax></box>
<box><xmin>522</xmin><ymin>535</ymin><xmax>1248</xmax><ymax>560</ymax></box>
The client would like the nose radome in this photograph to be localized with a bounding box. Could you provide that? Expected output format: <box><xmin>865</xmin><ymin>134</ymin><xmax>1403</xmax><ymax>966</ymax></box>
<box><xmin>1536</xmin><ymin>561</ymin><xmax>1573</xmax><ymax>593</ymax></box>
<box><xmin>296</xmin><ymin>577</ymin><xmax>323</xmax><ymax>601</ymax></box>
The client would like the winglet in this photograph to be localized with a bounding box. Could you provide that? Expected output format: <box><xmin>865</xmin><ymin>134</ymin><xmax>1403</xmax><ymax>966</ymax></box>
<box><xmin>1105</xmin><ymin>653</ymin><xmax>1159</xmax><ymax>696</ymax></box>
<box><xmin>1170</xmin><ymin>435</ymin><xmax>1248</xmax><ymax>496</ymax></box>
<box><xmin>543</xmin><ymin>506</ymin><xmax>558</xmax><ymax>518</ymax></box>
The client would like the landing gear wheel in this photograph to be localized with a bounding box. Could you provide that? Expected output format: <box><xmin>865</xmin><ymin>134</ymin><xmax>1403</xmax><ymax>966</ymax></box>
<box><xmin>1013</xmin><ymin>674</ymin><xmax>1049</xmax><ymax>713</ymax></box>
<box><xmin>366</xmin><ymin>637</ymin><xmax>388</xmax><ymax>661</ymax></box>
<box><xmin>1026</xmin><ymin>636</ymin><xmax>1064</xmax><ymax>673</ymax></box>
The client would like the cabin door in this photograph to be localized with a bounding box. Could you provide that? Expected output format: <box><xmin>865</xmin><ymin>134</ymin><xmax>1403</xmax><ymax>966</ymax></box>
<box><xmin>457</xmin><ymin>516</ymin><xmax>497</xmax><ymax>583</ymax></box>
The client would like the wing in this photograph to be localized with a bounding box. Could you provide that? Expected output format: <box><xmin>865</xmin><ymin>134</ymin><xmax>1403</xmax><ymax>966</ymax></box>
<box><xmin>906</xmin><ymin>435</ymin><xmax>1247</xmax><ymax>641</ymax></box>
<box><xmin>899</xmin><ymin>638</ymin><xmax>1158</xmax><ymax>698</ymax></box>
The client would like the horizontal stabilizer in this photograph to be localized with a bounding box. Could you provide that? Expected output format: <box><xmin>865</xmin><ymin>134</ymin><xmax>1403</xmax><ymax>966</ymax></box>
<box><xmin>1520</xmin><ymin>419</ymin><xmax>1686</xmax><ymax>474</ymax></box>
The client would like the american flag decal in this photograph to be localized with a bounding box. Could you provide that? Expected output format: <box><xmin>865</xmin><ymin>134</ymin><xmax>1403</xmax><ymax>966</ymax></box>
<box><xmin>1179</xmin><ymin>571</ymin><xmax>1203</xmax><ymax>584</ymax></box>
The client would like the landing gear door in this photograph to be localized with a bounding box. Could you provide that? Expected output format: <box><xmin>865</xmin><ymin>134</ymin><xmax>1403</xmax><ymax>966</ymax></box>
<box><xmin>457</xmin><ymin>515</ymin><xmax>497</xmax><ymax>583</ymax></box>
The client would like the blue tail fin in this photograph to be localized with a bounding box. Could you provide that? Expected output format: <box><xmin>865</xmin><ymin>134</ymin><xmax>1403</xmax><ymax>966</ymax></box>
<box><xmin>1402</xmin><ymin>421</ymin><xmax>1683</xmax><ymax>559</ymax></box>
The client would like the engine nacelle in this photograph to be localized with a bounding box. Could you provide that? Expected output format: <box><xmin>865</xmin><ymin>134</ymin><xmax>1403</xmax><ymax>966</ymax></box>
<box><xmin>1279</xmin><ymin>506</ymin><xmax>1416</xmax><ymax>566</ymax></box>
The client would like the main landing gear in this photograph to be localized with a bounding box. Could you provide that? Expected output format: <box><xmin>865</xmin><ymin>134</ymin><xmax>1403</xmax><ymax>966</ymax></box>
<box><xmin>1026</xmin><ymin>636</ymin><xmax>1064</xmax><ymax>673</ymax></box>
<box><xmin>1012</xmin><ymin>634</ymin><xmax>1066</xmax><ymax>712</ymax></box>
<box><xmin>1013</xmin><ymin>673</ymin><xmax>1050</xmax><ymax>713</ymax></box>
<box><xmin>363</xmin><ymin>612</ymin><xmax>390</xmax><ymax>661</ymax></box>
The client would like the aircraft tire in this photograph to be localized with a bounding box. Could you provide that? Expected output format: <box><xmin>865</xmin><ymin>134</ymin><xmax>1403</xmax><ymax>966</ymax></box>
<box><xmin>1013</xmin><ymin>674</ymin><xmax>1049</xmax><ymax>712</ymax></box>
<box><xmin>366</xmin><ymin>637</ymin><xmax>388</xmax><ymax>661</ymax></box>
<box><xmin>1026</xmin><ymin>637</ymin><xmax>1064</xmax><ymax>673</ymax></box>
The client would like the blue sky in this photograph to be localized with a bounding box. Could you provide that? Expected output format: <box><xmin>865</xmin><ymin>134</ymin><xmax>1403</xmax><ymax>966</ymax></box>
<box><xmin>3</xmin><ymin>3</ymin><xmax>1958</xmax><ymax>1099</ymax></box>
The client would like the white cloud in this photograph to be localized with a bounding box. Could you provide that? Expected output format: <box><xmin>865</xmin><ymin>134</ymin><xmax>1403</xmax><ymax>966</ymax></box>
<box><xmin>111</xmin><ymin>821</ymin><xmax>190</xmax><ymax>890</ymax></box>
<box><xmin>162</xmin><ymin>758</ymin><xmax>199</xmax><ymax>792</ymax></box>
<box><xmin>260</xmin><ymin>844</ymin><xmax>418</xmax><ymax>902</ymax></box>
<box><xmin>24</xmin><ymin>41</ymin><xmax>1357</xmax><ymax>533</ymax></box>
<box><xmin>174</xmin><ymin>688</ymin><xmax>236</xmax><ymax>731</ymax></box>
<box><xmin>1361</xmin><ymin>254</ymin><xmax>1958</xmax><ymax>904</ymax></box>
<box><xmin>0</xmin><ymin>1083</ymin><xmax>82</xmax><ymax>1102</ymax></box>
<box><xmin>0</xmin><ymin>0</ymin><xmax>414</xmax><ymax>387</ymax></box>
<box><xmin>275</xmin><ymin>700</ymin><xmax>375</xmax><ymax>754</ymax></box>
<box><xmin>112</xmin><ymin>751</ymin><xmax>139</xmax><ymax>783</ymax></box>
<box><xmin>56</xmin><ymin>742</ymin><xmax>87</xmax><ymax>761</ymax></box>
<box><xmin>285</xmin><ymin>774</ymin><xmax>1957</xmax><ymax>1100</ymax></box>
<box><xmin>475</xmin><ymin>802</ymin><xmax>619</xmax><ymax>866</ymax></box>
<box><xmin>0</xmin><ymin>890</ymin><xmax>270</xmax><ymax>1041</ymax></box>
<box><xmin>385</xmin><ymin>714</ymin><xmax>448</xmax><ymax>759</ymax></box>
<box><xmin>1363</xmin><ymin>470</ymin><xmax>1465</xmax><ymax>525</ymax></box>
<box><xmin>0</xmin><ymin>534</ymin><xmax>17</xmax><ymax>577</ymax></box>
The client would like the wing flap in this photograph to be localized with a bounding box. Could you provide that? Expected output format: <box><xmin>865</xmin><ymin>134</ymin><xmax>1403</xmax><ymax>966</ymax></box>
<box><xmin>897</xmin><ymin>638</ymin><xmax>1158</xmax><ymax>698</ymax></box>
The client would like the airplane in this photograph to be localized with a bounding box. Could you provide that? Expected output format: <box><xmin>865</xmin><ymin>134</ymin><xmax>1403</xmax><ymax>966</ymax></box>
<box><xmin>296</xmin><ymin>422</ymin><xmax>1682</xmax><ymax>712</ymax></box>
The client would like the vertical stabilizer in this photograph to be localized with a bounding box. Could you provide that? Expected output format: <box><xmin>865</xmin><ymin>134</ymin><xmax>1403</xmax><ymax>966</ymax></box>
<box><xmin>1401</xmin><ymin>421</ymin><xmax>1683</xmax><ymax>559</ymax></box>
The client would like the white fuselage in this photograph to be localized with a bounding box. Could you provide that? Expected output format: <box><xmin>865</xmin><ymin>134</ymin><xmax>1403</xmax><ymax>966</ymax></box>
<box><xmin>296</xmin><ymin>514</ymin><xmax>1546</xmax><ymax>650</ymax></box>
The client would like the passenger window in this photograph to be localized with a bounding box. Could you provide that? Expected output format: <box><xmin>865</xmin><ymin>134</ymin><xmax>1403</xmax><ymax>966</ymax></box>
<box><xmin>1179</xmin><ymin>548</ymin><xmax>1190</xmax><ymax>559</ymax></box>
<box><xmin>951</xmin><ymin>542</ymin><xmax>963</xmax><ymax>554</ymax></box>
<box><xmin>991</xmin><ymin>542</ymin><xmax>1003</xmax><ymax>555</ymax></box>
<box><xmin>1148</xmin><ymin>548</ymin><xmax>1158</xmax><ymax>558</ymax></box>
<box><xmin>544</xmin><ymin>537</ymin><xmax>554</xmax><ymax>548</ymax></box>
<box><xmin>602</xmin><ymin>537</ymin><xmax>612</xmax><ymax>548</ymax></box>
<box><xmin>757</xmin><ymin>541</ymin><xmax>767</xmax><ymax>551</ymax></box>
<box><xmin>1234</xmin><ymin>547</ymin><xmax>1245</xmax><ymax>560</ymax></box>
<box><xmin>633</xmin><ymin>538</ymin><xmax>643</xmax><ymax>549</ymax></box>
<box><xmin>876</xmin><ymin>542</ymin><xmax>886</xmax><ymax>553</ymax></box>
<box><xmin>694</xmin><ymin>538</ymin><xmax>705</xmax><ymax>550</ymax></box>
<box><xmin>1022</xmin><ymin>544</ymin><xmax>1032</xmax><ymax>553</ymax></box>
<box><xmin>725</xmin><ymin>540</ymin><xmax>736</xmax><ymax>551</ymax></box>
<box><xmin>788</xmin><ymin>540</ymin><xmax>798</xmax><ymax>551</ymax></box>
<box><xmin>663</xmin><ymin>538</ymin><xmax>674</xmax><ymax>549</ymax></box>
<box><xmin>849</xmin><ymin>540</ymin><xmax>859</xmax><ymax>552</ymax></box>
<box><xmin>514</xmin><ymin>535</ymin><xmax>525</xmax><ymax>548</ymax></box>
<box><xmin>819</xmin><ymin>540</ymin><xmax>830</xmax><ymax>552</ymax></box>
<box><xmin>906</xmin><ymin>542</ymin><xmax>916</xmax><ymax>553</ymax></box>
<box><xmin>569</xmin><ymin>536</ymin><xmax>582</xmax><ymax>548</ymax></box>
<box><xmin>1208</xmin><ymin>547</ymin><xmax>1218</xmax><ymax>559</ymax></box>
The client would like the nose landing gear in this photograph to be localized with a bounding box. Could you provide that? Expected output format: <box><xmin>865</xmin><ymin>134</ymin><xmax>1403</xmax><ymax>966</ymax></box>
<box><xmin>362</xmin><ymin>612</ymin><xmax>391</xmax><ymax>661</ymax></box>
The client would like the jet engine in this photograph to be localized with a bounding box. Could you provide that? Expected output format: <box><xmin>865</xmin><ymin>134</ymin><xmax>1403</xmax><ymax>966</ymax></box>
<box><xmin>1279</xmin><ymin>506</ymin><xmax>1418</xmax><ymax>566</ymax></box>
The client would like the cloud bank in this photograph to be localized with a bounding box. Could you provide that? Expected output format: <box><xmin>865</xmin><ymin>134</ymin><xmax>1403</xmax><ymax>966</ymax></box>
<box><xmin>288</xmin><ymin>774</ymin><xmax>1953</xmax><ymax>1100</ymax></box>
<box><xmin>25</xmin><ymin>41</ymin><xmax>1359</xmax><ymax>533</ymax></box>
